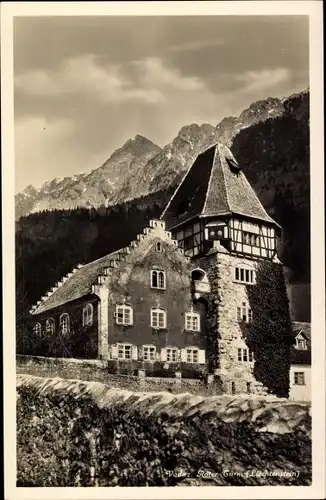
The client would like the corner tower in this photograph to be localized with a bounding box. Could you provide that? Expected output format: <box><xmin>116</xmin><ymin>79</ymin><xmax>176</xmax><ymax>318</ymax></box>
<box><xmin>161</xmin><ymin>143</ymin><xmax>284</xmax><ymax>395</ymax></box>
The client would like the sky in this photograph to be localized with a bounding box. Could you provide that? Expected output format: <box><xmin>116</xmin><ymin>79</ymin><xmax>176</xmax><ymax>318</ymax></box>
<box><xmin>14</xmin><ymin>15</ymin><xmax>309</xmax><ymax>192</ymax></box>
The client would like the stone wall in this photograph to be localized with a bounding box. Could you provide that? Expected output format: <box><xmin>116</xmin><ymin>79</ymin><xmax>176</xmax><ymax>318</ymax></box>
<box><xmin>16</xmin><ymin>355</ymin><xmax>220</xmax><ymax>396</ymax></box>
<box><xmin>16</xmin><ymin>374</ymin><xmax>312</xmax><ymax>487</ymax></box>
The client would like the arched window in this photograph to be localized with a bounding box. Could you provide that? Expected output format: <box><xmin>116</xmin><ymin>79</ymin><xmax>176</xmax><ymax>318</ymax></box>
<box><xmin>191</xmin><ymin>268</ymin><xmax>208</xmax><ymax>283</ymax></box>
<box><xmin>236</xmin><ymin>301</ymin><xmax>252</xmax><ymax>323</ymax></box>
<box><xmin>33</xmin><ymin>322</ymin><xmax>42</xmax><ymax>336</ymax></box>
<box><xmin>185</xmin><ymin>310</ymin><xmax>200</xmax><ymax>331</ymax></box>
<box><xmin>59</xmin><ymin>313</ymin><xmax>70</xmax><ymax>335</ymax></box>
<box><xmin>82</xmin><ymin>303</ymin><xmax>93</xmax><ymax>327</ymax></box>
<box><xmin>45</xmin><ymin>318</ymin><xmax>55</xmax><ymax>335</ymax></box>
<box><xmin>156</xmin><ymin>242</ymin><xmax>163</xmax><ymax>253</ymax></box>
<box><xmin>115</xmin><ymin>304</ymin><xmax>133</xmax><ymax>325</ymax></box>
<box><xmin>151</xmin><ymin>307</ymin><xmax>167</xmax><ymax>329</ymax></box>
<box><xmin>151</xmin><ymin>270</ymin><xmax>166</xmax><ymax>289</ymax></box>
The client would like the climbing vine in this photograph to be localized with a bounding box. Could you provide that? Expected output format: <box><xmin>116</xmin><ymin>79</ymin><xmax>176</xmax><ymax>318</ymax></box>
<box><xmin>243</xmin><ymin>260</ymin><xmax>293</xmax><ymax>398</ymax></box>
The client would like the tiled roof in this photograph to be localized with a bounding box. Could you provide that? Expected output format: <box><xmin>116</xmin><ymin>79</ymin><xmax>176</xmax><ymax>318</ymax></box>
<box><xmin>162</xmin><ymin>143</ymin><xmax>278</xmax><ymax>230</ymax></box>
<box><xmin>31</xmin><ymin>250</ymin><xmax>120</xmax><ymax>315</ymax></box>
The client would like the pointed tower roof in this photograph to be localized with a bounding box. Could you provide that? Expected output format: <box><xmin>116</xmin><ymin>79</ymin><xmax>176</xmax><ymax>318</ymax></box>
<box><xmin>161</xmin><ymin>143</ymin><xmax>279</xmax><ymax>230</ymax></box>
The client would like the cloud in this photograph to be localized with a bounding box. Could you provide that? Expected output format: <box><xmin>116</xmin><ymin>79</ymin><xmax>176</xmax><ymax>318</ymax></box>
<box><xmin>168</xmin><ymin>39</ymin><xmax>227</xmax><ymax>53</ymax></box>
<box><xmin>236</xmin><ymin>68</ymin><xmax>291</xmax><ymax>94</ymax></box>
<box><xmin>15</xmin><ymin>55</ymin><xmax>207</xmax><ymax>105</ymax></box>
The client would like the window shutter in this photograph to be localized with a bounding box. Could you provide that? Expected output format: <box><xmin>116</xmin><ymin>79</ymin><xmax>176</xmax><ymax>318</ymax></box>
<box><xmin>198</xmin><ymin>349</ymin><xmax>205</xmax><ymax>364</ymax></box>
<box><xmin>180</xmin><ymin>349</ymin><xmax>187</xmax><ymax>362</ymax></box>
<box><xmin>132</xmin><ymin>345</ymin><xmax>138</xmax><ymax>360</ymax></box>
<box><xmin>111</xmin><ymin>344</ymin><xmax>118</xmax><ymax>359</ymax></box>
<box><xmin>160</xmin><ymin>348</ymin><xmax>167</xmax><ymax>361</ymax></box>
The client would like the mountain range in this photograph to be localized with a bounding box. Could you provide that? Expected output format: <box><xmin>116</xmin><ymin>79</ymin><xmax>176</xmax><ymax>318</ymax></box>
<box><xmin>15</xmin><ymin>89</ymin><xmax>310</xmax><ymax>325</ymax></box>
<box><xmin>15</xmin><ymin>93</ymin><xmax>297</xmax><ymax>219</ymax></box>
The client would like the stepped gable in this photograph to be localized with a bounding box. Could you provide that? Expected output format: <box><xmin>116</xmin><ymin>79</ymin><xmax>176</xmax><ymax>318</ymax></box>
<box><xmin>30</xmin><ymin>219</ymin><xmax>188</xmax><ymax>316</ymax></box>
<box><xmin>161</xmin><ymin>142</ymin><xmax>278</xmax><ymax>230</ymax></box>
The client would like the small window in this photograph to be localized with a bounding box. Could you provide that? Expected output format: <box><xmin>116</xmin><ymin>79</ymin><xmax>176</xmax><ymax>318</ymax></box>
<box><xmin>186</xmin><ymin>348</ymin><xmax>199</xmax><ymax>363</ymax></box>
<box><xmin>234</xmin><ymin>266</ymin><xmax>256</xmax><ymax>285</ymax></box>
<box><xmin>82</xmin><ymin>303</ymin><xmax>93</xmax><ymax>327</ymax></box>
<box><xmin>236</xmin><ymin>301</ymin><xmax>252</xmax><ymax>323</ymax></box>
<box><xmin>246</xmin><ymin>382</ymin><xmax>251</xmax><ymax>394</ymax></box>
<box><xmin>185</xmin><ymin>311</ymin><xmax>200</xmax><ymax>332</ymax></box>
<box><xmin>115</xmin><ymin>304</ymin><xmax>133</xmax><ymax>326</ymax></box>
<box><xmin>59</xmin><ymin>313</ymin><xmax>70</xmax><ymax>335</ymax></box>
<box><xmin>155</xmin><ymin>242</ymin><xmax>163</xmax><ymax>253</ymax></box>
<box><xmin>151</xmin><ymin>270</ymin><xmax>166</xmax><ymax>289</ymax></box>
<box><xmin>242</xmin><ymin>232</ymin><xmax>260</xmax><ymax>246</ymax></box>
<box><xmin>45</xmin><ymin>318</ymin><xmax>55</xmax><ymax>335</ymax></box>
<box><xmin>166</xmin><ymin>347</ymin><xmax>179</xmax><ymax>362</ymax></box>
<box><xmin>117</xmin><ymin>343</ymin><xmax>132</xmax><ymax>360</ymax></box>
<box><xmin>143</xmin><ymin>345</ymin><xmax>156</xmax><ymax>361</ymax></box>
<box><xmin>151</xmin><ymin>307</ymin><xmax>167</xmax><ymax>329</ymax></box>
<box><xmin>231</xmin><ymin>382</ymin><xmax>236</xmax><ymax>395</ymax></box>
<box><xmin>295</xmin><ymin>337</ymin><xmax>307</xmax><ymax>350</ymax></box>
<box><xmin>294</xmin><ymin>372</ymin><xmax>305</xmax><ymax>385</ymax></box>
<box><xmin>237</xmin><ymin>348</ymin><xmax>254</xmax><ymax>363</ymax></box>
<box><xmin>33</xmin><ymin>322</ymin><xmax>42</xmax><ymax>336</ymax></box>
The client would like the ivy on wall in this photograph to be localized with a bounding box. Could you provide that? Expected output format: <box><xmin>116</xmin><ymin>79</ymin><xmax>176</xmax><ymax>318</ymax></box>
<box><xmin>242</xmin><ymin>260</ymin><xmax>293</xmax><ymax>398</ymax></box>
<box><xmin>17</xmin><ymin>325</ymin><xmax>98</xmax><ymax>360</ymax></box>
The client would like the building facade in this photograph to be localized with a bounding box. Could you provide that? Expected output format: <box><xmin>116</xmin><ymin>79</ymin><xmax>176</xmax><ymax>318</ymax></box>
<box><xmin>289</xmin><ymin>322</ymin><xmax>311</xmax><ymax>401</ymax></box>
<box><xmin>29</xmin><ymin>142</ymin><xmax>292</xmax><ymax>394</ymax></box>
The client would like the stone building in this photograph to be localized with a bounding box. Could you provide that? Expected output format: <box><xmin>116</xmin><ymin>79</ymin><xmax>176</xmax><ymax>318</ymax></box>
<box><xmin>29</xmin><ymin>142</ymin><xmax>290</xmax><ymax>394</ymax></box>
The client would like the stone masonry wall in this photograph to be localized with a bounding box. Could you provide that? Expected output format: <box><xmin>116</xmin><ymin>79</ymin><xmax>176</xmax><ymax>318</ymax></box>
<box><xmin>16</xmin><ymin>355</ymin><xmax>221</xmax><ymax>396</ymax></box>
<box><xmin>203</xmin><ymin>246</ymin><xmax>268</xmax><ymax>395</ymax></box>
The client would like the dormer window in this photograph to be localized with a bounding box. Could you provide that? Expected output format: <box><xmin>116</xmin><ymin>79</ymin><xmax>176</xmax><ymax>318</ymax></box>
<box><xmin>235</xmin><ymin>266</ymin><xmax>256</xmax><ymax>285</ymax></box>
<box><xmin>151</xmin><ymin>270</ymin><xmax>166</xmax><ymax>289</ymax></box>
<box><xmin>115</xmin><ymin>304</ymin><xmax>133</xmax><ymax>326</ymax></box>
<box><xmin>185</xmin><ymin>310</ymin><xmax>200</xmax><ymax>332</ymax></box>
<box><xmin>295</xmin><ymin>334</ymin><xmax>307</xmax><ymax>350</ymax></box>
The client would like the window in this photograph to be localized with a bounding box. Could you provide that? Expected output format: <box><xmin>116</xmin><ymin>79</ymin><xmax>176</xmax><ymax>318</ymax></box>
<box><xmin>185</xmin><ymin>311</ymin><xmax>200</xmax><ymax>331</ymax></box>
<box><xmin>166</xmin><ymin>347</ymin><xmax>179</xmax><ymax>362</ymax></box>
<box><xmin>33</xmin><ymin>322</ymin><xmax>42</xmax><ymax>336</ymax></box>
<box><xmin>115</xmin><ymin>304</ymin><xmax>133</xmax><ymax>325</ymax></box>
<box><xmin>45</xmin><ymin>318</ymin><xmax>55</xmax><ymax>335</ymax></box>
<box><xmin>156</xmin><ymin>242</ymin><xmax>163</xmax><ymax>253</ymax></box>
<box><xmin>235</xmin><ymin>266</ymin><xmax>255</xmax><ymax>284</ymax></box>
<box><xmin>117</xmin><ymin>343</ymin><xmax>132</xmax><ymax>360</ymax></box>
<box><xmin>246</xmin><ymin>382</ymin><xmax>251</xmax><ymax>394</ymax></box>
<box><xmin>151</xmin><ymin>307</ymin><xmax>167</xmax><ymax>329</ymax></box>
<box><xmin>186</xmin><ymin>348</ymin><xmax>199</xmax><ymax>363</ymax></box>
<box><xmin>237</xmin><ymin>301</ymin><xmax>252</xmax><ymax>323</ymax></box>
<box><xmin>59</xmin><ymin>313</ymin><xmax>70</xmax><ymax>335</ymax></box>
<box><xmin>237</xmin><ymin>348</ymin><xmax>254</xmax><ymax>362</ymax></box>
<box><xmin>295</xmin><ymin>336</ymin><xmax>307</xmax><ymax>350</ymax></box>
<box><xmin>242</xmin><ymin>232</ymin><xmax>260</xmax><ymax>246</ymax></box>
<box><xmin>143</xmin><ymin>345</ymin><xmax>156</xmax><ymax>361</ymax></box>
<box><xmin>82</xmin><ymin>303</ymin><xmax>93</xmax><ymax>327</ymax></box>
<box><xmin>294</xmin><ymin>372</ymin><xmax>305</xmax><ymax>385</ymax></box>
<box><xmin>151</xmin><ymin>270</ymin><xmax>166</xmax><ymax>289</ymax></box>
